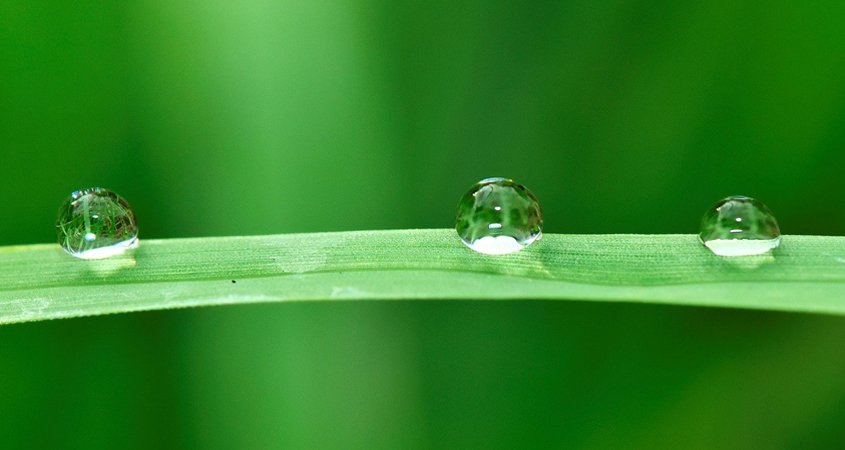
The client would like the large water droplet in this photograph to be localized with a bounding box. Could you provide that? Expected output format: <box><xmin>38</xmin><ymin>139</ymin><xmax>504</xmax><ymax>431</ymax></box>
<box><xmin>456</xmin><ymin>177</ymin><xmax>542</xmax><ymax>255</ymax></box>
<box><xmin>56</xmin><ymin>188</ymin><xmax>139</xmax><ymax>259</ymax></box>
<box><xmin>699</xmin><ymin>195</ymin><xmax>781</xmax><ymax>257</ymax></box>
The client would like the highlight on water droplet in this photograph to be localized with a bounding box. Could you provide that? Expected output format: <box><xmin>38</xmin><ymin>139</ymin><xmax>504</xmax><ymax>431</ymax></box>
<box><xmin>455</xmin><ymin>177</ymin><xmax>543</xmax><ymax>255</ymax></box>
<box><xmin>56</xmin><ymin>187</ymin><xmax>139</xmax><ymax>259</ymax></box>
<box><xmin>699</xmin><ymin>195</ymin><xmax>781</xmax><ymax>257</ymax></box>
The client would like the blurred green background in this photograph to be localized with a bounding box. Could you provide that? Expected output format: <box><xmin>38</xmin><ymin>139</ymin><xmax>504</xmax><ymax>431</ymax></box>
<box><xmin>2</xmin><ymin>1</ymin><xmax>845</xmax><ymax>448</ymax></box>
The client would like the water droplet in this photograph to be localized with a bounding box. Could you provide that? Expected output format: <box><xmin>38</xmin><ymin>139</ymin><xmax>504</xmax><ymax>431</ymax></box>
<box><xmin>56</xmin><ymin>187</ymin><xmax>139</xmax><ymax>259</ymax></box>
<box><xmin>456</xmin><ymin>177</ymin><xmax>542</xmax><ymax>255</ymax></box>
<box><xmin>699</xmin><ymin>195</ymin><xmax>781</xmax><ymax>257</ymax></box>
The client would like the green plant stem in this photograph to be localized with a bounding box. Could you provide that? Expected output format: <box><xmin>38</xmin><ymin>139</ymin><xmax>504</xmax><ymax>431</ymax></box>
<box><xmin>1</xmin><ymin>229</ymin><xmax>844</xmax><ymax>325</ymax></box>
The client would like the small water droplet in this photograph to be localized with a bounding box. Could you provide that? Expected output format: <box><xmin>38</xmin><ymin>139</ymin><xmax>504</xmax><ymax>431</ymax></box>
<box><xmin>699</xmin><ymin>195</ymin><xmax>781</xmax><ymax>257</ymax></box>
<box><xmin>56</xmin><ymin>187</ymin><xmax>139</xmax><ymax>259</ymax></box>
<box><xmin>456</xmin><ymin>177</ymin><xmax>542</xmax><ymax>255</ymax></box>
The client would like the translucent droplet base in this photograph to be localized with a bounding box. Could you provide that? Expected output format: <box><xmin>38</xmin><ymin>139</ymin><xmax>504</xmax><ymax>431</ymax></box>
<box><xmin>466</xmin><ymin>235</ymin><xmax>528</xmax><ymax>255</ymax></box>
<box><xmin>703</xmin><ymin>237</ymin><xmax>781</xmax><ymax>257</ymax></box>
<box><xmin>699</xmin><ymin>196</ymin><xmax>781</xmax><ymax>257</ymax></box>
<box><xmin>56</xmin><ymin>188</ymin><xmax>139</xmax><ymax>260</ymax></box>
<box><xmin>456</xmin><ymin>177</ymin><xmax>543</xmax><ymax>255</ymax></box>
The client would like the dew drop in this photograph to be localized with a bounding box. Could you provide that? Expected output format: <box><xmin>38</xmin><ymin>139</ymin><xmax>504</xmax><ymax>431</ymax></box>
<box><xmin>699</xmin><ymin>195</ymin><xmax>781</xmax><ymax>257</ymax></box>
<box><xmin>455</xmin><ymin>177</ymin><xmax>542</xmax><ymax>255</ymax></box>
<box><xmin>56</xmin><ymin>187</ymin><xmax>139</xmax><ymax>259</ymax></box>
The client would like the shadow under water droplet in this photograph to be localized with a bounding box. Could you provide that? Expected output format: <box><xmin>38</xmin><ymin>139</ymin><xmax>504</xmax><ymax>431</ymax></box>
<box><xmin>719</xmin><ymin>253</ymin><xmax>776</xmax><ymax>270</ymax></box>
<box><xmin>82</xmin><ymin>254</ymin><xmax>138</xmax><ymax>277</ymax></box>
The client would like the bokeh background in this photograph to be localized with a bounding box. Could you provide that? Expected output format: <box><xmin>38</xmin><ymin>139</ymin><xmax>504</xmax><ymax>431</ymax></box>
<box><xmin>2</xmin><ymin>1</ymin><xmax>845</xmax><ymax>448</ymax></box>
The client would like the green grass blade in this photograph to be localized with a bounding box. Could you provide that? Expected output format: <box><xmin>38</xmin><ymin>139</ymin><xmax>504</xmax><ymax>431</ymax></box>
<box><xmin>1</xmin><ymin>229</ymin><xmax>844</xmax><ymax>324</ymax></box>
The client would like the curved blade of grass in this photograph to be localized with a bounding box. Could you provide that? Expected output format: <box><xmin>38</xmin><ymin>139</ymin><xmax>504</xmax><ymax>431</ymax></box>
<box><xmin>1</xmin><ymin>229</ymin><xmax>844</xmax><ymax>324</ymax></box>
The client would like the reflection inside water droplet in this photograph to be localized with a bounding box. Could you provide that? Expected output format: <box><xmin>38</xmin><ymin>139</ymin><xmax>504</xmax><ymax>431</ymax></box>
<box><xmin>56</xmin><ymin>187</ymin><xmax>139</xmax><ymax>259</ymax></box>
<box><xmin>455</xmin><ymin>178</ymin><xmax>543</xmax><ymax>255</ymax></box>
<box><xmin>699</xmin><ymin>196</ymin><xmax>781</xmax><ymax>257</ymax></box>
